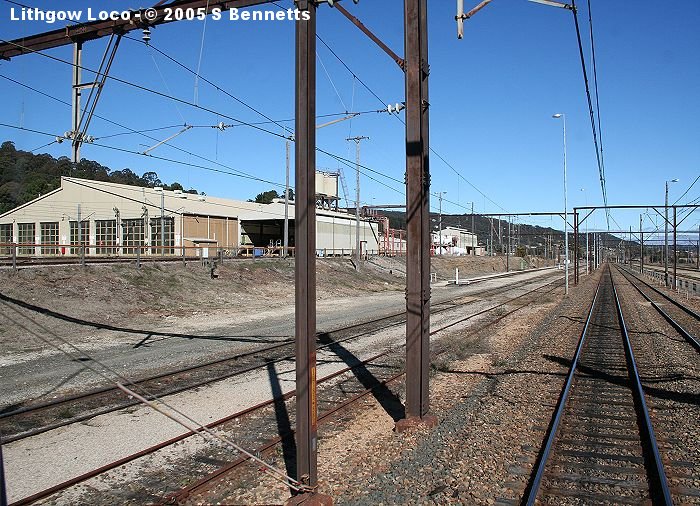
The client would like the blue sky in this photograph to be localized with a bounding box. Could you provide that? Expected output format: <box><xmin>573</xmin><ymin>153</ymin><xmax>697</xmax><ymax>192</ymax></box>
<box><xmin>0</xmin><ymin>0</ymin><xmax>698</xmax><ymax>235</ymax></box>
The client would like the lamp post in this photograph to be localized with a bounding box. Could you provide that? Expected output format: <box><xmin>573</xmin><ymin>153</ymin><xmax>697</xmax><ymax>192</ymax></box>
<box><xmin>553</xmin><ymin>113</ymin><xmax>568</xmax><ymax>295</ymax></box>
<box><xmin>580</xmin><ymin>188</ymin><xmax>588</xmax><ymax>274</ymax></box>
<box><xmin>437</xmin><ymin>191</ymin><xmax>447</xmax><ymax>255</ymax></box>
<box><xmin>463</xmin><ymin>201</ymin><xmax>475</xmax><ymax>255</ymax></box>
<box><xmin>665</xmin><ymin>178</ymin><xmax>678</xmax><ymax>288</ymax></box>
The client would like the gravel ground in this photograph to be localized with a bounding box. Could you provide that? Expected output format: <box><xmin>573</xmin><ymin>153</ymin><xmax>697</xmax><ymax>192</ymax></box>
<box><xmin>610</xmin><ymin>266</ymin><xmax>700</xmax><ymax>504</ymax></box>
<box><xmin>154</xmin><ymin>269</ymin><xmax>598</xmax><ymax>505</ymax></box>
<box><xmin>3</xmin><ymin>268</ymin><xmax>561</xmax><ymax>504</ymax></box>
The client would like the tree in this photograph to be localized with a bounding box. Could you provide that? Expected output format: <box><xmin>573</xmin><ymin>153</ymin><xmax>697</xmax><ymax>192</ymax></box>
<box><xmin>142</xmin><ymin>171</ymin><xmax>162</xmax><ymax>188</ymax></box>
<box><xmin>0</xmin><ymin>140</ymin><xmax>200</xmax><ymax>210</ymax></box>
<box><xmin>254</xmin><ymin>189</ymin><xmax>280</xmax><ymax>204</ymax></box>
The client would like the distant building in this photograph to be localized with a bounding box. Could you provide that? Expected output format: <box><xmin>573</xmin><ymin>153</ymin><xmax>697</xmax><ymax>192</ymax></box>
<box><xmin>0</xmin><ymin>177</ymin><xmax>380</xmax><ymax>258</ymax></box>
<box><xmin>432</xmin><ymin>226</ymin><xmax>478</xmax><ymax>255</ymax></box>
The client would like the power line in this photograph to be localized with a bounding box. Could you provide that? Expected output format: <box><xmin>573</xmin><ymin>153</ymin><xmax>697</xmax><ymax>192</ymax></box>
<box><xmin>571</xmin><ymin>1</ymin><xmax>609</xmax><ymax>228</ymax></box>
<box><xmin>587</xmin><ymin>0</ymin><xmax>606</xmax><ymax>207</ymax></box>
<box><xmin>315</xmin><ymin>33</ymin><xmax>507</xmax><ymax>214</ymax></box>
<box><xmin>673</xmin><ymin>174</ymin><xmax>700</xmax><ymax>205</ymax></box>
<box><xmin>0</xmin><ymin>121</ymin><xmax>285</xmax><ymax>188</ymax></box>
<box><xmin>124</xmin><ymin>34</ymin><xmax>290</xmax><ymax>134</ymax></box>
<box><xmin>0</xmin><ymin>51</ymin><xmax>412</xmax><ymax>197</ymax></box>
<box><xmin>0</xmin><ymin>38</ymin><xmax>290</xmax><ymax>141</ymax></box>
<box><xmin>0</xmin><ymin>121</ymin><xmax>410</xmax><ymax>213</ymax></box>
<box><xmin>1</xmin><ymin>73</ymin><xmax>410</xmax><ymax>203</ymax></box>
<box><xmin>1</xmin><ymin>36</ymin><xmax>497</xmax><ymax>217</ymax></box>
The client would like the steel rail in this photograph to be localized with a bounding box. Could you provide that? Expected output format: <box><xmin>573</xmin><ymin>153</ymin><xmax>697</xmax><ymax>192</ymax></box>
<box><xmin>165</xmin><ymin>280</ymin><xmax>568</xmax><ymax>503</ymax></box>
<box><xmin>9</xmin><ymin>275</ymin><xmax>566</xmax><ymax>505</ymax></box>
<box><xmin>611</xmin><ymin>274</ymin><xmax>673</xmax><ymax>505</ymax></box>
<box><xmin>0</xmin><ymin>271</ymin><xmax>542</xmax><ymax>416</ymax></box>
<box><xmin>164</xmin><ymin>279</ymin><xmax>568</xmax><ymax>503</ymax></box>
<box><xmin>1</xmin><ymin>271</ymin><xmax>558</xmax><ymax>443</ymax></box>
<box><xmin>8</xmin><ymin>350</ymin><xmax>398</xmax><ymax>506</ymax></box>
<box><xmin>524</xmin><ymin>271</ymin><xmax>603</xmax><ymax>506</ymax></box>
<box><xmin>164</xmin><ymin>370</ymin><xmax>406</xmax><ymax>504</ymax></box>
<box><xmin>615</xmin><ymin>266</ymin><xmax>700</xmax><ymax>353</ymax></box>
<box><xmin>625</xmin><ymin>267</ymin><xmax>700</xmax><ymax>321</ymax></box>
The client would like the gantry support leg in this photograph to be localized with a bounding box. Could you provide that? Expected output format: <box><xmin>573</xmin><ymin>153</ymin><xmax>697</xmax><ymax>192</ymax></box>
<box><xmin>396</xmin><ymin>0</ymin><xmax>437</xmax><ymax>432</ymax></box>
<box><xmin>287</xmin><ymin>2</ymin><xmax>332</xmax><ymax>505</ymax></box>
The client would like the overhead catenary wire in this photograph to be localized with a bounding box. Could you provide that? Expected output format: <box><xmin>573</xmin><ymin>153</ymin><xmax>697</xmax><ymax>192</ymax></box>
<box><xmin>124</xmin><ymin>34</ymin><xmax>291</xmax><ymax>135</ymax></box>
<box><xmin>0</xmin><ymin>38</ymin><xmax>291</xmax><ymax>141</ymax></box>
<box><xmin>317</xmin><ymin>51</ymin><xmax>349</xmax><ymax>113</ymax></box>
<box><xmin>571</xmin><ymin>0</ymin><xmax>609</xmax><ymax>229</ymax></box>
<box><xmin>0</xmin><ymin>75</ymin><xmax>411</xmax><ymax>200</ymax></box>
<box><xmin>149</xmin><ymin>49</ymin><xmax>188</xmax><ymax>125</ymax></box>
<box><xmin>0</xmin><ymin>47</ymin><xmax>413</xmax><ymax>196</ymax></box>
<box><xmin>1</xmin><ymin>36</ymin><xmax>499</xmax><ymax>217</ymax></box>
<box><xmin>193</xmin><ymin>0</ymin><xmax>211</xmax><ymax>105</ymax></box>
<box><xmin>0</xmin><ymin>121</ymin><xmax>286</xmax><ymax>189</ymax></box>
<box><xmin>586</xmin><ymin>0</ymin><xmax>606</xmax><ymax>207</ymax></box>
<box><xmin>0</xmin><ymin>122</ymin><xmax>398</xmax><ymax>215</ymax></box>
<box><xmin>673</xmin><ymin>174</ymin><xmax>700</xmax><ymax>206</ymax></box>
<box><xmin>0</xmin><ymin>72</ymin><xmax>383</xmax><ymax>137</ymax></box>
<box><xmin>314</xmin><ymin>32</ymin><xmax>508</xmax><ymax>214</ymax></box>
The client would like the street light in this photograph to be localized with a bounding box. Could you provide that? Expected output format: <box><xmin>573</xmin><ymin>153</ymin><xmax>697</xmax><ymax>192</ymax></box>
<box><xmin>665</xmin><ymin>178</ymin><xmax>679</xmax><ymax>287</ymax></box>
<box><xmin>553</xmin><ymin>113</ymin><xmax>568</xmax><ymax>295</ymax></box>
<box><xmin>438</xmin><ymin>191</ymin><xmax>447</xmax><ymax>255</ymax></box>
<box><xmin>580</xmin><ymin>188</ymin><xmax>589</xmax><ymax>274</ymax></box>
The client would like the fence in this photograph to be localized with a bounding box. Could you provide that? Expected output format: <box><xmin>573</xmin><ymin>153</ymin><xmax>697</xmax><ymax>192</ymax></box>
<box><xmin>642</xmin><ymin>268</ymin><xmax>700</xmax><ymax>298</ymax></box>
<box><xmin>0</xmin><ymin>242</ymin><xmax>400</xmax><ymax>269</ymax></box>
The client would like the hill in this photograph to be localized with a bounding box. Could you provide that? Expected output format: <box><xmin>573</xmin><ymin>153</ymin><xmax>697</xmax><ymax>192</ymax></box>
<box><xmin>0</xmin><ymin>141</ymin><xmax>200</xmax><ymax>214</ymax></box>
<box><xmin>379</xmin><ymin>209</ymin><xmax>632</xmax><ymax>253</ymax></box>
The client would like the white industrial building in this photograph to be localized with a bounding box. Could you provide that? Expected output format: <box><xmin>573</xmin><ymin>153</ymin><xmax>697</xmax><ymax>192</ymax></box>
<box><xmin>432</xmin><ymin>226</ymin><xmax>478</xmax><ymax>255</ymax></box>
<box><xmin>0</xmin><ymin>177</ymin><xmax>380</xmax><ymax>258</ymax></box>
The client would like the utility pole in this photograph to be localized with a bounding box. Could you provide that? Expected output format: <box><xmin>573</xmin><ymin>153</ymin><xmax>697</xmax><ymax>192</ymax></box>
<box><xmin>640</xmin><ymin>214</ymin><xmax>644</xmax><ymax>274</ymax></box>
<box><xmin>77</xmin><ymin>204</ymin><xmax>85</xmax><ymax>266</ymax></box>
<box><xmin>673</xmin><ymin>206</ymin><xmax>677</xmax><ymax>291</ymax></box>
<box><xmin>595</xmin><ymin>233</ymin><xmax>598</xmax><ymax>268</ymax></box>
<box><xmin>665</xmin><ymin>185</ymin><xmax>669</xmax><ymax>286</ymax></box>
<box><xmin>471</xmin><ymin>202</ymin><xmax>475</xmax><ymax>255</ymax></box>
<box><xmin>437</xmin><ymin>191</ymin><xmax>446</xmax><ymax>255</ymax></box>
<box><xmin>506</xmin><ymin>217</ymin><xmax>511</xmax><ymax>272</ymax></box>
<box><xmin>71</xmin><ymin>41</ymin><xmax>82</xmax><ymax>164</ymax></box>
<box><xmin>489</xmin><ymin>217</ymin><xmax>493</xmax><ymax>257</ymax></box>
<box><xmin>585</xmin><ymin>228</ymin><xmax>589</xmax><ymax>275</ymax></box>
<box><xmin>399</xmin><ymin>0</ymin><xmax>436</xmax><ymax>431</ymax></box>
<box><xmin>284</xmin><ymin>134</ymin><xmax>291</xmax><ymax>258</ymax></box>
<box><xmin>347</xmin><ymin>136</ymin><xmax>369</xmax><ymax>266</ymax></box>
<box><xmin>664</xmin><ymin>179</ymin><xmax>678</xmax><ymax>287</ymax></box>
<box><xmin>160</xmin><ymin>190</ymin><xmax>165</xmax><ymax>257</ymax></box>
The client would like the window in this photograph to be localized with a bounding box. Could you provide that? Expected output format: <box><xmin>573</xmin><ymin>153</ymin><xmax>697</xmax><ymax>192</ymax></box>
<box><xmin>40</xmin><ymin>222</ymin><xmax>59</xmax><ymax>255</ymax></box>
<box><xmin>122</xmin><ymin>218</ymin><xmax>145</xmax><ymax>255</ymax></box>
<box><xmin>0</xmin><ymin>224</ymin><xmax>11</xmax><ymax>255</ymax></box>
<box><xmin>17</xmin><ymin>223</ymin><xmax>35</xmax><ymax>255</ymax></box>
<box><xmin>150</xmin><ymin>217</ymin><xmax>175</xmax><ymax>255</ymax></box>
<box><xmin>69</xmin><ymin>221</ymin><xmax>90</xmax><ymax>255</ymax></box>
<box><xmin>95</xmin><ymin>220</ymin><xmax>117</xmax><ymax>255</ymax></box>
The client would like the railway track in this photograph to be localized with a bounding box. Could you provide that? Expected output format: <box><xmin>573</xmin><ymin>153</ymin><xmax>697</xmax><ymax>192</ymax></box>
<box><xmin>616</xmin><ymin>265</ymin><xmax>700</xmax><ymax>352</ymax></box>
<box><xmin>0</xmin><ymin>270</ymin><xmax>557</xmax><ymax>443</ymax></box>
<box><xmin>6</xmin><ymin>272</ymin><xmax>566</xmax><ymax>505</ymax></box>
<box><xmin>525</xmin><ymin>266</ymin><xmax>673</xmax><ymax>505</ymax></box>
